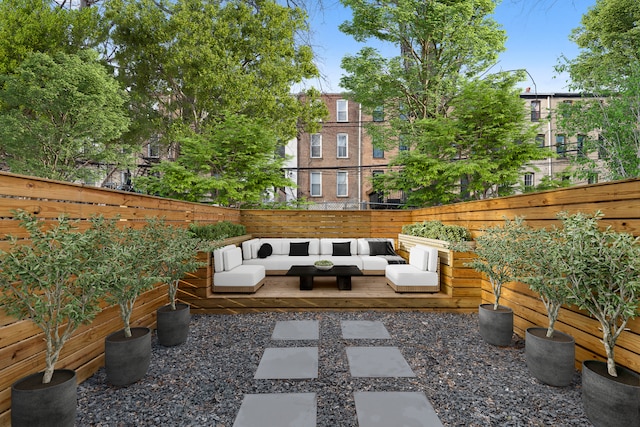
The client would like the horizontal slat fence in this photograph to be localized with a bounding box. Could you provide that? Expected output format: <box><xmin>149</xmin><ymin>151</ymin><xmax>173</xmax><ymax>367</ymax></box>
<box><xmin>0</xmin><ymin>172</ymin><xmax>239</xmax><ymax>425</ymax></box>
<box><xmin>410</xmin><ymin>178</ymin><xmax>640</xmax><ymax>374</ymax></box>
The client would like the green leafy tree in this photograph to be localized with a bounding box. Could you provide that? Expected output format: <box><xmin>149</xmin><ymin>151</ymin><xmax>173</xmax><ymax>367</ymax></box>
<box><xmin>136</xmin><ymin>114</ymin><xmax>293</xmax><ymax>205</ymax></box>
<box><xmin>104</xmin><ymin>0</ymin><xmax>326</xmax><ymax>203</ymax></box>
<box><xmin>556</xmin><ymin>0</ymin><xmax>640</xmax><ymax>180</ymax></box>
<box><xmin>0</xmin><ymin>50</ymin><xmax>133</xmax><ymax>182</ymax></box>
<box><xmin>0</xmin><ymin>0</ymin><xmax>101</xmax><ymax>75</ymax></box>
<box><xmin>375</xmin><ymin>73</ymin><xmax>550</xmax><ymax>206</ymax></box>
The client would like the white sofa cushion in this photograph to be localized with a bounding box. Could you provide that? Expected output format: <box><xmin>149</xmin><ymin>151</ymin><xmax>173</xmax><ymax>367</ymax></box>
<box><xmin>361</xmin><ymin>255</ymin><xmax>389</xmax><ymax>271</ymax></box>
<box><xmin>242</xmin><ymin>238</ymin><xmax>260</xmax><ymax>260</ymax></box>
<box><xmin>409</xmin><ymin>245</ymin><xmax>429</xmax><ymax>271</ymax></box>
<box><xmin>244</xmin><ymin>255</ymin><xmax>321</xmax><ymax>271</ymax></box>
<box><xmin>213</xmin><ymin>244</ymin><xmax>236</xmax><ymax>272</ymax></box>
<box><xmin>223</xmin><ymin>247</ymin><xmax>243</xmax><ymax>271</ymax></box>
<box><xmin>213</xmin><ymin>265</ymin><xmax>265</xmax><ymax>287</ymax></box>
<box><xmin>385</xmin><ymin>264</ymin><xmax>439</xmax><ymax>287</ymax></box>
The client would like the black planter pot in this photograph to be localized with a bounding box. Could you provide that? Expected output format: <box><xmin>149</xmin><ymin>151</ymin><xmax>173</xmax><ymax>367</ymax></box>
<box><xmin>156</xmin><ymin>303</ymin><xmax>190</xmax><ymax>347</ymax></box>
<box><xmin>105</xmin><ymin>327</ymin><xmax>151</xmax><ymax>386</ymax></box>
<box><xmin>525</xmin><ymin>327</ymin><xmax>575</xmax><ymax>387</ymax></box>
<box><xmin>11</xmin><ymin>369</ymin><xmax>76</xmax><ymax>427</ymax></box>
<box><xmin>478</xmin><ymin>303</ymin><xmax>513</xmax><ymax>346</ymax></box>
<box><xmin>582</xmin><ymin>360</ymin><xmax>640</xmax><ymax>427</ymax></box>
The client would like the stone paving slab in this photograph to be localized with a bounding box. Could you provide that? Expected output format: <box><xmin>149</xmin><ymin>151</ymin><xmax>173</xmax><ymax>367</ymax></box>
<box><xmin>233</xmin><ymin>393</ymin><xmax>316</xmax><ymax>427</ymax></box>
<box><xmin>346</xmin><ymin>346</ymin><xmax>416</xmax><ymax>377</ymax></box>
<box><xmin>254</xmin><ymin>347</ymin><xmax>318</xmax><ymax>379</ymax></box>
<box><xmin>354</xmin><ymin>391</ymin><xmax>444</xmax><ymax>427</ymax></box>
<box><xmin>341</xmin><ymin>320</ymin><xmax>391</xmax><ymax>339</ymax></box>
<box><xmin>272</xmin><ymin>320</ymin><xmax>319</xmax><ymax>340</ymax></box>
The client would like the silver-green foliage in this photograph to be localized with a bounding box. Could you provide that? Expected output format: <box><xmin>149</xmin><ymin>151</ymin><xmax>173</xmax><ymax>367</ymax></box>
<box><xmin>0</xmin><ymin>210</ymin><xmax>110</xmax><ymax>384</ymax></box>
<box><xmin>556</xmin><ymin>211</ymin><xmax>640</xmax><ymax>377</ymax></box>
<box><xmin>401</xmin><ymin>220</ymin><xmax>471</xmax><ymax>242</ymax></box>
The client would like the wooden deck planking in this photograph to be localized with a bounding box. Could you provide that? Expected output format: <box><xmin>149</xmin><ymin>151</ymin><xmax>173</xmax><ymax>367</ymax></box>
<box><xmin>182</xmin><ymin>276</ymin><xmax>480</xmax><ymax>313</ymax></box>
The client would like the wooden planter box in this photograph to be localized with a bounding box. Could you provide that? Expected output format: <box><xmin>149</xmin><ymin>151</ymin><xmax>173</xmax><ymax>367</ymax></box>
<box><xmin>178</xmin><ymin>234</ymin><xmax>253</xmax><ymax>299</ymax></box>
<box><xmin>397</xmin><ymin>234</ymin><xmax>481</xmax><ymax>299</ymax></box>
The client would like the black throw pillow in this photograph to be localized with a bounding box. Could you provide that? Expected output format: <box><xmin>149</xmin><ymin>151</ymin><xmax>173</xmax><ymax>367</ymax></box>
<box><xmin>332</xmin><ymin>241</ymin><xmax>351</xmax><ymax>256</ymax></box>
<box><xmin>289</xmin><ymin>241</ymin><xmax>309</xmax><ymax>256</ymax></box>
<box><xmin>257</xmin><ymin>243</ymin><xmax>273</xmax><ymax>259</ymax></box>
<box><xmin>368</xmin><ymin>241</ymin><xmax>389</xmax><ymax>256</ymax></box>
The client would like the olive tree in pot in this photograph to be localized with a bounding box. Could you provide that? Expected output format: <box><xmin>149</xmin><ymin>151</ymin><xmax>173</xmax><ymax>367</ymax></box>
<box><xmin>151</xmin><ymin>220</ymin><xmax>212</xmax><ymax>347</ymax></box>
<box><xmin>0</xmin><ymin>211</ymin><xmax>109</xmax><ymax>427</ymax></box>
<box><xmin>452</xmin><ymin>218</ymin><xmax>525</xmax><ymax>346</ymax></box>
<box><xmin>556</xmin><ymin>211</ymin><xmax>639</xmax><ymax>427</ymax></box>
<box><xmin>101</xmin><ymin>220</ymin><xmax>162</xmax><ymax>386</ymax></box>
<box><xmin>515</xmin><ymin>222</ymin><xmax>575</xmax><ymax>387</ymax></box>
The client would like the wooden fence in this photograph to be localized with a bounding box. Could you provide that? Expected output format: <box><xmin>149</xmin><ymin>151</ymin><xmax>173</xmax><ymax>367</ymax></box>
<box><xmin>1</xmin><ymin>171</ymin><xmax>640</xmax><ymax>423</ymax></box>
<box><xmin>0</xmin><ymin>172</ymin><xmax>239</xmax><ymax>425</ymax></box>
<box><xmin>409</xmin><ymin>178</ymin><xmax>640</xmax><ymax>373</ymax></box>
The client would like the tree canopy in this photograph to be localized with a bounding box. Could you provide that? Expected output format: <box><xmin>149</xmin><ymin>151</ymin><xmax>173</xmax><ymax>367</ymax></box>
<box><xmin>556</xmin><ymin>0</ymin><xmax>640</xmax><ymax>180</ymax></box>
<box><xmin>0</xmin><ymin>50</ymin><xmax>132</xmax><ymax>182</ymax></box>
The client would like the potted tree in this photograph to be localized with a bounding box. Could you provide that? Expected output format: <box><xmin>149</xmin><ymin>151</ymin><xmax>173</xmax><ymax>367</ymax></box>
<box><xmin>152</xmin><ymin>221</ymin><xmax>211</xmax><ymax>346</ymax></box>
<box><xmin>555</xmin><ymin>211</ymin><xmax>640</xmax><ymax>427</ymax></box>
<box><xmin>0</xmin><ymin>210</ymin><xmax>109</xmax><ymax>426</ymax></box>
<box><xmin>453</xmin><ymin>218</ymin><xmax>525</xmax><ymax>346</ymax></box>
<box><xmin>515</xmin><ymin>223</ymin><xmax>575</xmax><ymax>387</ymax></box>
<box><xmin>101</xmin><ymin>220</ymin><xmax>162</xmax><ymax>386</ymax></box>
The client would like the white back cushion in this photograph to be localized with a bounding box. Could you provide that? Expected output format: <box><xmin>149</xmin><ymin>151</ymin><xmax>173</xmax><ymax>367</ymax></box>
<box><xmin>242</xmin><ymin>238</ymin><xmax>260</xmax><ymax>260</ymax></box>
<box><xmin>426</xmin><ymin>246</ymin><xmax>439</xmax><ymax>272</ymax></box>
<box><xmin>259</xmin><ymin>238</ymin><xmax>285</xmax><ymax>255</ymax></box>
<box><xmin>409</xmin><ymin>245</ymin><xmax>429</xmax><ymax>271</ymax></box>
<box><xmin>223</xmin><ymin>247</ymin><xmax>243</xmax><ymax>271</ymax></box>
<box><xmin>213</xmin><ymin>244</ymin><xmax>236</xmax><ymax>272</ymax></box>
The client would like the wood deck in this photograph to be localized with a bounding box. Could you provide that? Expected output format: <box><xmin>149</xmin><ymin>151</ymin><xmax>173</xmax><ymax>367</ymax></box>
<box><xmin>180</xmin><ymin>275</ymin><xmax>478</xmax><ymax>314</ymax></box>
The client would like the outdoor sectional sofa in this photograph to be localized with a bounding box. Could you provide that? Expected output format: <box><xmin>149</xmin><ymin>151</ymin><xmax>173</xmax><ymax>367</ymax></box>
<box><xmin>240</xmin><ymin>237</ymin><xmax>403</xmax><ymax>275</ymax></box>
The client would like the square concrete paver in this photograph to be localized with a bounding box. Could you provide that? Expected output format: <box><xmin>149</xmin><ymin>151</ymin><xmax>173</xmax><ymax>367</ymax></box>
<box><xmin>272</xmin><ymin>320</ymin><xmax>319</xmax><ymax>340</ymax></box>
<box><xmin>354</xmin><ymin>392</ymin><xmax>443</xmax><ymax>427</ymax></box>
<box><xmin>341</xmin><ymin>320</ymin><xmax>391</xmax><ymax>339</ymax></box>
<box><xmin>233</xmin><ymin>393</ymin><xmax>316</xmax><ymax>427</ymax></box>
<box><xmin>254</xmin><ymin>347</ymin><xmax>318</xmax><ymax>379</ymax></box>
<box><xmin>346</xmin><ymin>346</ymin><xmax>415</xmax><ymax>377</ymax></box>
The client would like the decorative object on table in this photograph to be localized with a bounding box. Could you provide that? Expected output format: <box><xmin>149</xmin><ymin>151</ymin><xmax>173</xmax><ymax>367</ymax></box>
<box><xmin>314</xmin><ymin>260</ymin><xmax>334</xmax><ymax>271</ymax></box>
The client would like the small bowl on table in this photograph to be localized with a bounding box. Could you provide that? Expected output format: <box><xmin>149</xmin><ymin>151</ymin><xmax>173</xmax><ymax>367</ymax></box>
<box><xmin>314</xmin><ymin>260</ymin><xmax>334</xmax><ymax>271</ymax></box>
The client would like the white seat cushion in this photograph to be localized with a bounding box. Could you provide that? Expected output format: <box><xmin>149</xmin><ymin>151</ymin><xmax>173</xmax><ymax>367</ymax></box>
<box><xmin>213</xmin><ymin>265</ymin><xmax>265</xmax><ymax>287</ymax></box>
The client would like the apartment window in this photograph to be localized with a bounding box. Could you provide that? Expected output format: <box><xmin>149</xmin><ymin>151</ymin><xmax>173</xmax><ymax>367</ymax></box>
<box><xmin>310</xmin><ymin>134</ymin><xmax>322</xmax><ymax>158</ymax></box>
<box><xmin>337</xmin><ymin>171</ymin><xmax>348</xmax><ymax>197</ymax></box>
<box><xmin>577</xmin><ymin>134</ymin><xmax>586</xmax><ymax>158</ymax></box>
<box><xmin>531</xmin><ymin>100</ymin><xmax>541</xmax><ymax>122</ymax></box>
<box><xmin>524</xmin><ymin>172</ymin><xmax>534</xmax><ymax>188</ymax></box>
<box><xmin>597</xmin><ymin>134</ymin><xmax>607</xmax><ymax>159</ymax></box>
<box><xmin>310</xmin><ymin>172</ymin><xmax>322</xmax><ymax>197</ymax></box>
<box><xmin>372</xmin><ymin>106</ymin><xmax>384</xmax><ymax>122</ymax></box>
<box><xmin>337</xmin><ymin>99</ymin><xmax>348</xmax><ymax>122</ymax></box>
<box><xmin>147</xmin><ymin>142</ymin><xmax>160</xmax><ymax>158</ymax></box>
<box><xmin>337</xmin><ymin>134</ymin><xmax>348</xmax><ymax>158</ymax></box>
<box><xmin>399</xmin><ymin>135</ymin><xmax>409</xmax><ymax>151</ymax></box>
<box><xmin>556</xmin><ymin>135</ymin><xmax>566</xmax><ymax>157</ymax></box>
<box><xmin>535</xmin><ymin>134</ymin><xmax>545</xmax><ymax>148</ymax></box>
<box><xmin>373</xmin><ymin>147</ymin><xmax>384</xmax><ymax>158</ymax></box>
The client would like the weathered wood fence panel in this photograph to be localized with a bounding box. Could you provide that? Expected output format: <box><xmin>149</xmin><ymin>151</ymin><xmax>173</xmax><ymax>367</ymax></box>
<box><xmin>0</xmin><ymin>172</ymin><xmax>239</xmax><ymax>424</ymax></box>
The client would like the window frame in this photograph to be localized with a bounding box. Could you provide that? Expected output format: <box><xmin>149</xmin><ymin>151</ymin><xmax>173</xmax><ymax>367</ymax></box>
<box><xmin>310</xmin><ymin>172</ymin><xmax>322</xmax><ymax>197</ymax></box>
<box><xmin>524</xmin><ymin>172</ymin><xmax>534</xmax><ymax>188</ymax></box>
<box><xmin>310</xmin><ymin>133</ymin><xmax>322</xmax><ymax>158</ymax></box>
<box><xmin>336</xmin><ymin>171</ymin><xmax>348</xmax><ymax>197</ymax></box>
<box><xmin>556</xmin><ymin>134</ymin><xmax>567</xmax><ymax>157</ymax></box>
<box><xmin>337</xmin><ymin>99</ymin><xmax>348</xmax><ymax>122</ymax></box>
<box><xmin>531</xmin><ymin>100</ymin><xmax>541</xmax><ymax>122</ymax></box>
<box><xmin>337</xmin><ymin>133</ymin><xmax>348</xmax><ymax>158</ymax></box>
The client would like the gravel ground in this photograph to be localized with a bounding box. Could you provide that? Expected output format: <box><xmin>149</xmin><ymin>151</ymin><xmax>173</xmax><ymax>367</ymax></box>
<box><xmin>76</xmin><ymin>311</ymin><xmax>590</xmax><ymax>426</ymax></box>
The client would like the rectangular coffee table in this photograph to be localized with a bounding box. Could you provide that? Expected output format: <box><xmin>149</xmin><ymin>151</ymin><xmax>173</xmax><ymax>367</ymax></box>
<box><xmin>286</xmin><ymin>265</ymin><xmax>363</xmax><ymax>291</ymax></box>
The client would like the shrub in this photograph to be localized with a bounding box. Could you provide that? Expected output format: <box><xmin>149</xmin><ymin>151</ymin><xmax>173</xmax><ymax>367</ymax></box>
<box><xmin>401</xmin><ymin>220</ymin><xmax>471</xmax><ymax>242</ymax></box>
<box><xmin>188</xmin><ymin>221</ymin><xmax>246</xmax><ymax>241</ymax></box>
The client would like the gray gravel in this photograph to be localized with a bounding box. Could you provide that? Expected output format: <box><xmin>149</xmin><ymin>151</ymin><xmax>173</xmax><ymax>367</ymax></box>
<box><xmin>76</xmin><ymin>311</ymin><xmax>590</xmax><ymax>426</ymax></box>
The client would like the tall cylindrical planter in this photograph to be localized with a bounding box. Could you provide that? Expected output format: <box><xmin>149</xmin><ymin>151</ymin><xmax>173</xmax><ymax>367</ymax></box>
<box><xmin>478</xmin><ymin>303</ymin><xmax>513</xmax><ymax>346</ymax></box>
<box><xmin>105</xmin><ymin>327</ymin><xmax>151</xmax><ymax>386</ymax></box>
<box><xmin>525</xmin><ymin>327</ymin><xmax>575</xmax><ymax>387</ymax></box>
<box><xmin>11</xmin><ymin>369</ymin><xmax>77</xmax><ymax>427</ymax></box>
<box><xmin>157</xmin><ymin>303</ymin><xmax>190</xmax><ymax>347</ymax></box>
<box><xmin>582</xmin><ymin>360</ymin><xmax>640</xmax><ymax>427</ymax></box>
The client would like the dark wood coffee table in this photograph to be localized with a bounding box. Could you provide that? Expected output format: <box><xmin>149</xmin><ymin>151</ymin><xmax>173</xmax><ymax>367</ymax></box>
<box><xmin>286</xmin><ymin>265</ymin><xmax>363</xmax><ymax>291</ymax></box>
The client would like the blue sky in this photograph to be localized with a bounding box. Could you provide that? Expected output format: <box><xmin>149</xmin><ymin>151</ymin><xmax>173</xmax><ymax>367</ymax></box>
<box><xmin>302</xmin><ymin>0</ymin><xmax>596</xmax><ymax>93</ymax></box>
